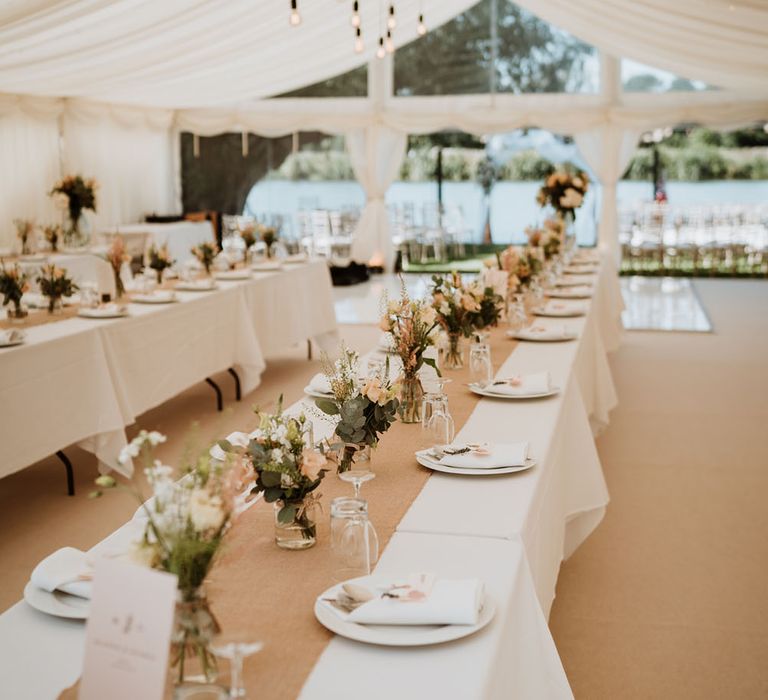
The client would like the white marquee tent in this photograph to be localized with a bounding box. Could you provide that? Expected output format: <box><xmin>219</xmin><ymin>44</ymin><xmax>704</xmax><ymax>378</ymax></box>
<box><xmin>1</xmin><ymin>0</ymin><xmax>767</xmax><ymax>265</ymax></box>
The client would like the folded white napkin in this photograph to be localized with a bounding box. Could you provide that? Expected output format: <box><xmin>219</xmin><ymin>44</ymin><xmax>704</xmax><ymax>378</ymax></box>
<box><xmin>209</xmin><ymin>430</ymin><xmax>251</xmax><ymax>461</ymax></box>
<box><xmin>0</xmin><ymin>329</ymin><xmax>24</xmax><ymax>344</ymax></box>
<box><xmin>438</xmin><ymin>442</ymin><xmax>528</xmax><ymax>469</ymax></box>
<box><xmin>344</xmin><ymin>578</ymin><xmax>484</xmax><ymax>626</ymax></box>
<box><xmin>308</xmin><ymin>373</ymin><xmax>333</xmax><ymax>395</ymax></box>
<box><xmin>516</xmin><ymin>325</ymin><xmax>572</xmax><ymax>340</ymax></box>
<box><xmin>485</xmin><ymin>372</ymin><xmax>551</xmax><ymax>396</ymax></box>
<box><xmin>540</xmin><ymin>301</ymin><xmax>587</xmax><ymax>316</ymax></box>
<box><xmin>30</xmin><ymin>547</ymin><xmax>92</xmax><ymax>599</ymax></box>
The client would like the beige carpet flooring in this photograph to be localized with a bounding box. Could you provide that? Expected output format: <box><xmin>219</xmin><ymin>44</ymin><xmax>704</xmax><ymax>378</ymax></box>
<box><xmin>550</xmin><ymin>279</ymin><xmax>768</xmax><ymax>699</ymax></box>
<box><xmin>2</xmin><ymin>280</ymin><xmax>767</xmax><ymax>698</ymax></box>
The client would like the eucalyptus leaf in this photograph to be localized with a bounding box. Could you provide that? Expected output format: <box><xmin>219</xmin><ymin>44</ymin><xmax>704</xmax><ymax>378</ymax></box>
<box><xmin>261</xmin><ymin>470</ymin><xmax>282</xmax><ymax>488</ymax></box>
<box><xmin>315</xmin><ymin>398</ymin><xmax>339</xmax><ymax>415</ymax></box>
<box><xmin>217</xmin><ymin>439</ymin><xmax>234</xmax><ymax>453</ymax></box>
<box><xmin>277</xmin><ymin>504</ymin><xmax>297</xmax><ymax>524</ymax></box>
<box><xmin>264</xmin><ymin>486</ymin><xmax>284</xmax><ymax>503</ymax></box>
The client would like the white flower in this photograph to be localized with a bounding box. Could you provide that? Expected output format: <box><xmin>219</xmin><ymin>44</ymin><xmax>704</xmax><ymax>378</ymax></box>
<box><xmin>146</xmin><ymin>431</ymin><xmax>167</xmax><ymax>446</ymax></box>
<box><xmin>270</xmin><ymin>448</ymin><xmax>283</xmax><ymax>463</ymax></box>
<box><xmin>439</xmin><ymin>301</ymin><xmax>450</xmax><ymax>316</ymax></box>
<box><xmin>118</xmin><ymin>442</ymin><xmax>141</xmax><ymax>465</ymax></box>
<box><xmin>189</xmin><ymin>489</ymin><xmax>226</xmax><ymax>533</ymax></box>
<box><xmin>52</xmin><ymin>192</ymin><xmax>69</xmax><ymax>210</ymax></box>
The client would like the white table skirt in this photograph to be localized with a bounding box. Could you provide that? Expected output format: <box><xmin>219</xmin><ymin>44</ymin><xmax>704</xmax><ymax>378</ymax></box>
<box><xmin>0</xmin><ymin>261</ymin><xmax>337</xmax><ymax>479</ymax></box>
<box><xmin>101</xmin><ymin>221</ymin><xmax>215</xmax><ymax>265</ymax></box>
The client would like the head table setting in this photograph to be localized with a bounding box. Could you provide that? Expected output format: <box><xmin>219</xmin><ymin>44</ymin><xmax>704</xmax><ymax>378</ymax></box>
<box><xmin>15</xmin><ymin>0</ymin><xmax>768</xmax><ymax>696</ymax></box>
<box><xmin>0</xmin><ymin>214</ymin><xmax>623</xmax><ymax>699</ymax></box>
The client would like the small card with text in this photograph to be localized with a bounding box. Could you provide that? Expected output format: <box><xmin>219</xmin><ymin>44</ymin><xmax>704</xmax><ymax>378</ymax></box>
<box><xmin>79</xmin><ymin>559</ymin><xmax>177</xmax><ymax>700</ymax></box>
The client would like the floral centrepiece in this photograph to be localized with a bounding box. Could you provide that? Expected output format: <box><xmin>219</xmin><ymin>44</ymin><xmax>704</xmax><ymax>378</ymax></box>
<box><xmin>259</xmin><ymin>225</ymin><xmax>278</xmax><ymax>258</ymax></box>
<box><xmin>526</xmin><ymin>217</ymin><xmax>566</xmax><ymax>261</ymax></box>
<box><xmin>191</xmin><ymin>242</ymin><xmax>218</xmax><ymax>276</ymax></box>
<box><xmin>106</xmin><ymin>236</ymin><xmax>130</xmax><ymax>298</ymax></box>
<box><xmin>536</xmin><ymin>168</ymin><xmax>590</xmax><ymax>221</ymax></box>
<box><xmin>93</xmin><ymin>429</ymin><xmax>244</xmax><ymax>686</ymax></box>
<box><xmin>43</xmin><ymin>224</ymin><xmax>62</xmax><ymax>253</ymax></box>
<box><xmin>37</xmin><ymin>264</ymin><xmax>77</xmax><ymax>313</ymax></box>
<box><xmin>14</xmin><ymin>219</ymin><xmax>35</xmax><ymax>256</ymax></box>
<box><xmin>222</xmin><ymin>403</ymin><xmax>328</xmax><ymax>549</ymax></box>
<box><xmin>50</xmin><ymin>174</ymin><xmax>97</xmax><ymax>246</ymax></box>
<box><xmin>0</xmin><ymin>262</ymin><xmax>30</xmax><ymax>319</ymax></box>
<box><xmin>315</xmin><ymin>347</ymin><xmax>399</xmax><ymax>470</ymax></box>
<box><xmin>380</xmin><ymin>287</ymin><xmax>439</xmax><ymax>422</ymax></box>
<box><xmin>431</xmin><ymin>272</ymin><xmax>495</xmax><ymax>370</ymax></box>
<box><xmin>147</xmin><ymin>243</ymin><xmax>174</xmax><ymax>284</ymax></box>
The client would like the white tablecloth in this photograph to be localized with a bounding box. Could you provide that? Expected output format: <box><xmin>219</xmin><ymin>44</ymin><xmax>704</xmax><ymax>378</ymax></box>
<box><xmin>0</xmin><ymin>261</ymin><xmax>337</xmax><ymax>479</ymax></box>
<box><xmin>101</xmin><ymin>221</ymin><xmax>215</xmax><ymax>265</ymax></box>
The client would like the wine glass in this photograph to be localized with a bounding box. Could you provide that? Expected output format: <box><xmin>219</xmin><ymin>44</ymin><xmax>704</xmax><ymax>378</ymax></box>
<box><xmin>209</xmin><ymin>632</ymin><xmax>264</xmax><ymax>699</ymax></box>
<box><xmin>468</xmin><ymin>342</ymin><xmax>492</xmax><ymax>387</ymax></box>
<box><xmin>338</xmin><ymin>469</ymin><xmax>376</xmax><ymax>498</ymax></box>
<box><xmin>426</xmin><ymin>397</ymin><xmax>455</xmax><ymax>448</ymax></box>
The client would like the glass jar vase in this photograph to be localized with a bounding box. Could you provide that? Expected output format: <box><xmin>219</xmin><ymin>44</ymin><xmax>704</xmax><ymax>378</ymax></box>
<box><xmin>170</xmin><ymin>589</ymin><xmax>220</xmax><ymax>688</ymax></box>
<box><xmin>274</xmin><ymin>497</ymin><xmax>318</xmax><ymax>550</ymax></box>
<box><xmin>442</xmin><ymin>333</ymin><xmax>465</xmax><ymax>371</ymax></box>
<box><xmin>398</xmin><ymin>373</ymin><xmax>424</xmax><ymax>423</ymax></box>
<box><xmin>335</xmin><ymin>441</ymin><xmax>371</xmax><ymax>475</ymax></box>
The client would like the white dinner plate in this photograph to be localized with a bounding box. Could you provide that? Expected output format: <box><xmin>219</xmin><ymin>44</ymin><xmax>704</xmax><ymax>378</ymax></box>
<box><xmin>130</xmin><ymin>292</ymin><xmax>178</xmax><ymax>304</ymax></box>
<box><xmin>0</xmin><ymin>338</ymin><xmax>25</xmax><ymax>348</ymax></box>
<box><xmin>18</xmin><ymin>254</ymin><xmax>47</xmax><ymax>262</ymax></box>
<box><xmin>214</xmin><ymin>270</ymin><xmax>252</xmax><ymax>281</ymax></box>
<box><xmin>78</xmin><ymin>306</ymin><xmax>129</xmax><ymax>319</ymax></box>
<box><xmin>563</xmin><ymin>267</ymin><xmax>597</xmax><ymax>276</ymax></box>
<box><xmin>175</xmin><ymin>281</ymin><xmax>218</xmax><ymax>292</ymax></box>
<box><xmin>466</xmin><ymin>382</ymin><xmax>560</xmax><ymax>399</ymax></box>
<box><xmin>533</xmin><ymin>305</ymin><xmax>586</xmax><ymax>318</ymax></box>
<box><xmin>251</xmin><ymin>261</ymin><xmax>283</xmax><ymax>271</ymax></box>
<box><xmin>23</xmin><ymin>581</ymin><xmax>90</xmax><ymax>620</ymax></box>
<box><xmin>416</xmin><ymin>450</ymin><xmax>537</xmax><ymax>476</ymax></box>
<box><xmin>554</xmin><ymin>278</ymin><xmax>591</xmax><ymax>288</ymax></box>
<box><xmin>546</xmin><ymin>289</ymin><xmax>593</xmax><ymax>300</ymax></box>
<box><xmin>314</xmin><ymin>576</ymin><xmax>496</xmax><ymax>646</ymax></box>
<box><xmin>508</xmin><ymin>329</ymin><xmax>577</xmax><ymax>342</ymax></box>
<box><xmin>304</xmin><ymin>387</ymin><xmax>334</xmax><ymax>400</ymax></box>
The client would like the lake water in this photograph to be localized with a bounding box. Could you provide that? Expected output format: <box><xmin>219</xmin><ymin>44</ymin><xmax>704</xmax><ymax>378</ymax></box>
<box><xmin>245</xmin><ymin>180</ymin><xmax>768</xmax><ymax>247</ymax></box>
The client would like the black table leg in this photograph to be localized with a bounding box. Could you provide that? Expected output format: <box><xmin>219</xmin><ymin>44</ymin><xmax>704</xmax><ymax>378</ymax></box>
<box><xmin>55</xmin><ymin>450</ymin><xmax>75</xmax><ymax>496</ymax></box>
<box><xmin>205</xmin><ymin>378</ymin><xmax>223</xmax><ymax>411</ymax></box>
<box><xmin>227</xmin><ymin>368</ymin><xmax>242</xmax><ymax>401</ymax></box>
<box><xmin>307</xmin><ymin>339</ymin><xmax>312</xmax><ymax>360</ymax></box>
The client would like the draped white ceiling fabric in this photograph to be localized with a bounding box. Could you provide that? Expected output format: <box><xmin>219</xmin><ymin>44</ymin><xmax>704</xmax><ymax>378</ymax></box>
<box><xmin>1</xmin><ymin>0</ymin><xmax>767</xmax><ymax>262</ymax></box>
<box><xmin>513</xmin><ymin>0</ymin><xmax>768</xmax><ymax>93</ymax></box>
<box><xmin>0</xmin><ymin>0</ymin><xmax>477</xmax><ymax>108</ymax></box>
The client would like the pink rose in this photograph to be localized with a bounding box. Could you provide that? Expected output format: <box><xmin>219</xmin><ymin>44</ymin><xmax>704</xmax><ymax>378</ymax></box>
<box><xmin>301</xmin><ymin>449</ymin><xmax>327</xmax><ymax>480</ymax></box>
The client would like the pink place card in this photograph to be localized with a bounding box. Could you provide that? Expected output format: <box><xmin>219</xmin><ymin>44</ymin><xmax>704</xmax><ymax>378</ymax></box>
<box><xmin>79</xmin><ymin>559</ymin><xmax>177</xmax><ymax>700</ymax></box>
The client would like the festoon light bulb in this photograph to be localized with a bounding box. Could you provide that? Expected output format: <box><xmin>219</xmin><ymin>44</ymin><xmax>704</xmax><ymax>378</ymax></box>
<box><xmin>289</xmin><ymin>0</ymin><xmax>301</xmax><ymax>26</ymax></box>
<box><xmin>385</xmin><ymin>29</ymin><xmax>394</xmax><ymax>53</ymax></box>
<box><xmin>351</xmin><ymin>1</ymin><xmax>361</xmax><ymax>28</ymax></box>
<box><xmin>387</xmin><ymin>4</ymin><xmax>396</xmax><ymax>30</ymax></box>
<box><xmin>376</xmin><ymin>36</ymin><xmax>386</xmax><ymax>59</ymax></box>
<box><xmin>354</xmin><ymin>27</ymin><xmax>364</xmax><ymax>53</ymax></box>
<box><xmin>417</xmin><ymin>13</ymin><xmax>427</xmax><ymax>36</ymax></box>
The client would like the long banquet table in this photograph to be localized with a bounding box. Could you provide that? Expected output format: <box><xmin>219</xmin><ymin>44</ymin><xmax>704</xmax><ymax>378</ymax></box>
<box><xmin>0</xmin><ymin>255</ymin><xmax>622</xmax><ymax>699</ymax></box>
<box><xmin>0</xmin><ymin>260</ymin><xmax>338</xmax><ymax>480</ymax></box>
